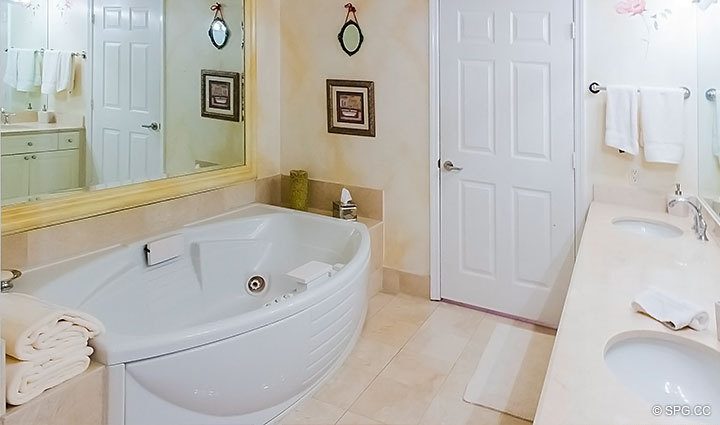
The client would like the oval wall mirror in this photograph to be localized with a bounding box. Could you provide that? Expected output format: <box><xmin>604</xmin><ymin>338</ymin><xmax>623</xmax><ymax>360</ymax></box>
<box><xmin>209</xmin><ymin>17</ymin><xmax>230</xmax><ymax>49</ymax></box>
<box><xmin>338</xmin><ymin>21</ymin><xmax>363</xmax><ymax>56</ymax></box>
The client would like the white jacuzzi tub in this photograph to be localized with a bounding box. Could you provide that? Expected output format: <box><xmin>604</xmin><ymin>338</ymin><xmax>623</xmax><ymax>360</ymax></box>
<box><xmin>15</xmin><ymin>204</ymin><xmax>371</xmax><ymax>425</ymax></box>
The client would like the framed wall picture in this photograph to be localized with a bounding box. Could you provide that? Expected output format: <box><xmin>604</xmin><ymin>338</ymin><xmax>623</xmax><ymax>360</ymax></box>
<box><xmin>326</xmin><ymin>79</ymin><xmax>376</xmax><ymax>137</ymax></box>
<box><xmin>201</xmin><ymin>70</ymin><xmax>241</xmax><ymax>122</ymax></box>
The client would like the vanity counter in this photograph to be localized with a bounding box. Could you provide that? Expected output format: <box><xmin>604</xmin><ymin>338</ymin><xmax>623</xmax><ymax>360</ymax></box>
<box><xmin>535</xmin><ymin>201</ymin><xmax>720</xmax><ymax>425</ymax></box>
<box><xmin>0</xmin><ymin>122</ymin><xmax>84</xmax><ymax>136</ymax></box>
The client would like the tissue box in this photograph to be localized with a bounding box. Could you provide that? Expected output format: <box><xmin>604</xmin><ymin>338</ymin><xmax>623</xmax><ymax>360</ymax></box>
<box><xmin>333</xmin><ymin>201</ymin><xmax>358</xmax><ymax>221</ymax></box>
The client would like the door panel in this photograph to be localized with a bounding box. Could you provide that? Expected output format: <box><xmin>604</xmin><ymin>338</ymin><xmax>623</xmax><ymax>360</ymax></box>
<box><xmin>28</xmin><ymin>150</ymin><xmax>81</xmax><ymax>195</ymax></box>
<box><xmin>91</xmin><ymin>0</ymin><xmax>163</xmax><ymax>188</ymax></box>
<box><xmin>1</xmin><ymin>155</ymin><xmax>30</xmax><ymax>201</ymax></box>
<box><xmin>440</xmin><ymin>0</ymin><xmax>575</xmax><ymax>326</ymax></box>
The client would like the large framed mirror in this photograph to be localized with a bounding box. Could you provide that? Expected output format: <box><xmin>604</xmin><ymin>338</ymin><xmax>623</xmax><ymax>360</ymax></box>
<box><xmin>0</xmin><ymin>0</ymin><xmax>249</xmax><ymax>232</ymax></box>
<box><xmin>698</xmin><ymin>2</ymin><xmax>720</xmax><ymax>216</ymax></box>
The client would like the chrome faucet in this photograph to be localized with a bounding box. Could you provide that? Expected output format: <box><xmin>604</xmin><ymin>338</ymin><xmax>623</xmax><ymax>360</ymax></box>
<box><xmin>0</xmin><ymin>108</ymin><xmax>15</xmax><ymax>125</ymax></box>
<box><xmin>1</xmin><ymin>269</ymin><xmax>22</xmax><ymax>293</ymax></box>
<box><xmin>668</xmin><ymin>197</ymin><xmax>710</xmax><ymax>241</ymax></box>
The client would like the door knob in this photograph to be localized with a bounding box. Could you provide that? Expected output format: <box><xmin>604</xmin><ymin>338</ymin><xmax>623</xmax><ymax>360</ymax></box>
<box><xmin>443</xmin><ymin>160</ymin><xmax>464</xmax><ymax>172</ymax></box>
<box><xmin>141</xmin><ymin>122</ymin><xmax>161</xmax><ymax>131</ymax></box>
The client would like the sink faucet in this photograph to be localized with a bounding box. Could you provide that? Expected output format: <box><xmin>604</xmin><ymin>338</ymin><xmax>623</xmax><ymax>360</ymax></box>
<box><xmin>668</xmin><ymin>197</ymin><xmax>710</xmax><ymax>241</ymax></box>
<box><xmin>1</xmin><ymin>269</ymin><xmax>22</xmax><ymax>293</ymax></box>
<box><xmin>0</xmin><ymin>108</ymin><xmax>16</xmax><ymax>125</ymax></box>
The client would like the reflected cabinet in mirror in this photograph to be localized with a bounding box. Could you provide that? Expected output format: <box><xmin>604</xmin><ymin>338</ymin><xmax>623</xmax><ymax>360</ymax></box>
<box><xmin>698</xmin><ymin>3</ymin><xmax>720</xmax><ymax>214</ymax></box>
<box><xmin>0</xmin><ymin>0</ymin><xmax>246</xmax><ymax>207</ymax></box>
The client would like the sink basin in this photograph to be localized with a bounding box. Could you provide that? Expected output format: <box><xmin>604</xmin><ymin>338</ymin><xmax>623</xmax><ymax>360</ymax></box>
<box><xmin>605</xmin><ymin>332</ymin><xmax>720</xmax><ymax>416</ymax></box>
<box><xmin>612</xmin><ymin>218</ymin><xmax>683</xmax><ymax>239</ymax></box>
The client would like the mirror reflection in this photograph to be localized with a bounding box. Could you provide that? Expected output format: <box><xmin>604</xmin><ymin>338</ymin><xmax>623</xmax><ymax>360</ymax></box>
<box><xmin>0</xmin><ymin>0</ymin><xmax>246</xmax><ymax>206</ymax></box>
<box><xmin>209</xmin><ymin>18</ymin><xmax>229</xmax><ymax>49</ymax></box>
<box><xmin>338</xmin><ymin>21</ymin><xmax>363</xmax><ymax>57</ymax></box>
<box><xmin>698</xmin><ymin>3</ymin><xmax>720</xmax><ymax>213</ymax></box>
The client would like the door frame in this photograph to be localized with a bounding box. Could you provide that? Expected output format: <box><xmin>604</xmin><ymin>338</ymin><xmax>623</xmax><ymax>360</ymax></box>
<box><xmin>428</xmin><ymin>0</ymin><xmax>588</xmax><ymax>301</ymax></box>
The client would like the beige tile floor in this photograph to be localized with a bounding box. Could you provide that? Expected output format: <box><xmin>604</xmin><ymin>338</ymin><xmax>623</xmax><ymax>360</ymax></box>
<box><xmin>278</xmin><ymin>292</ymin><xmax>556</xmax><ymax>425</ymax></box>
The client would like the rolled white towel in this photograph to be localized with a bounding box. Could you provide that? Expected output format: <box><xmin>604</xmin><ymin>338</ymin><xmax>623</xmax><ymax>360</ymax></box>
<box><xmin>0</xmin><ymin>293</ymin><xmax>104</xmax><ymax>362</ymax></box>
<box><xmin>631</xmin><ymin>288</ymin><xmax>709</xmax><ymax>331</ymax></box>
<box><xmin>5</xmin><ymin>346</ymin><xmax>93</xmax><ymax>406</ymax></box>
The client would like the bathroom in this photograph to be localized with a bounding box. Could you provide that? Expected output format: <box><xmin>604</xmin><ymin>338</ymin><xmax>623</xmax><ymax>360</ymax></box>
<box><xmin>0</xmin><ymin>0</ymin><xmax>718</xmax><ymax>424</ymax></box>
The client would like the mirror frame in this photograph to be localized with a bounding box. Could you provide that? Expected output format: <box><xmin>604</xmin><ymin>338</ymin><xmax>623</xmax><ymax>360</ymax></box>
<box><xmin>338</xmin><ymin>20</ymin><xmax>364</xmax><ymax>57</ymax></box>
<box><xmin>1</xmin><ymin>0</ymin><xmax>258</xmax><ymax>236</ymax></box>
<box><xmin>209</xmin><ymin>17</ymin><xmax>231</xmax><ymax>50</ymax></box>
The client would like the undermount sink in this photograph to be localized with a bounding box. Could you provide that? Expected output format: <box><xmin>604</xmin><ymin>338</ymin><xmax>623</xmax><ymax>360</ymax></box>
<box><xmin>605</xmin><ymin>332</ymin><xmax>720</xmax><ymax>418</ymax></box>
<box><xmin>612</xmin><ymin>217</ymin><xmax>683</xmax><ymax>239</ymax></box>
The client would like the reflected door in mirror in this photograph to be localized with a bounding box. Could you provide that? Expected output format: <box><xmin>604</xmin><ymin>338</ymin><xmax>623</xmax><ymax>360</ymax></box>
<box><xmin>91</xmin><ymin>0</ymin><xmax>164</xmax><ymax>188</ymax></box>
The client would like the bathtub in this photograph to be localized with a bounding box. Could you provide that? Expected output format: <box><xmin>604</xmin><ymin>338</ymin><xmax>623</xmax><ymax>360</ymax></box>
<box><xmin>14</xmin><ymin>204</ymin><xmax>371</xmax><ymax>425</ymax></box>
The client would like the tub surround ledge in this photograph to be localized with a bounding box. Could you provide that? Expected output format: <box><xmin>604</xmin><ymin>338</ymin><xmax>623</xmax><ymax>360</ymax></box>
<box><xmin>535</xmin><ymin>202</ymin><xmax>720</xmax><ymax>425</ymax></box>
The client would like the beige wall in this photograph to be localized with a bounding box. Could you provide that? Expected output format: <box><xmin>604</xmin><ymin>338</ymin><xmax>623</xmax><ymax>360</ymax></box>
<box><xmin>165</xmin><ymin>0</ymin><xmax>246</xmax><ymax>176</ymax></box>
<box><xmin>277</xmin><ymin>0</ymin><xmax>430</xmax><ymax>276</ymax></box>
<box><xmin>584</xmin><ymin>0</ymin><xmax>699</xmax><ymax>195</ymax></box>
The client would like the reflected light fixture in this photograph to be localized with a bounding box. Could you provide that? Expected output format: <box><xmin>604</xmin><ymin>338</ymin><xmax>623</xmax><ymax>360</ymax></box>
<box><xmin>56</xmin><ymin>0</ymin><xmax>71</xmax><ymax>14</ymax></box>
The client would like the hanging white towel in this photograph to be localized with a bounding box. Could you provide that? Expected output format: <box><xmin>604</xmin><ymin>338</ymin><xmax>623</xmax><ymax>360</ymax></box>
<box><xmin>33</xmin><ymin>50</ymin><xmax>43</xmax><ymax>87</ymax></box>
<box><xmin>3</xmin><ymin>48</ymin><xmax>18</xmax><ymax>88</ymax></box>
<box><xmin>605</xmin><ymin>85</ymin><xmax>639</xmax><ymax>155</ymax></box>
<box><xmin>631</xmin><ymin>288</ymin><xmax>709</xmax><ymax>331</ymax></box>
<box><xmin>0</xmin><ymin>293</ymin><xmax>104</xmax><ymax>362</ymax></box>
<box><xmin>5</xmin><ymin>347</ymin><xmax>92</xmax><ymax>406</ymax></box>
<box><xmin>56</xmin><ymin>51</ymin><xmax>75</xmax><ymax>93</ymax></box>
<box><xmin>41</xmin><ymin>50</ymin><xmax>60</xmax><ymax>94</ymax></box>
<box><xmin>15</xmin><ymin>49</ymin><xmax>37</xmax><ymax>92</ymax></box>
<box><xmin>640</xmin><ymin>87</ymin><xmax>686</xmax><ymax>164</ymax></box>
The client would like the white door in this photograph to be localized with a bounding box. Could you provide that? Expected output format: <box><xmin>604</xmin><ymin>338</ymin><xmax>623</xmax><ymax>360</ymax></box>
<box><xmin>91</xmin><ymin>0</ymin><xmax>163</xmax><ymax>188</ymax></box>
<box><xmin>439</xmin><ymin>0</ymin><xmax>575</xmax><ymax>326</ymax></box>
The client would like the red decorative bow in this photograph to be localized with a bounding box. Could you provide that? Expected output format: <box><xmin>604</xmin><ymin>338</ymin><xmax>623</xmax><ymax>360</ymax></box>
<box><xmin>211</xmin><ymin>2</ymin><xmax>224</xmax><ymax>20</ymax></box>
<box><xmin>344</xmin><ymin>3</ymin><xmax>358</xmax><ymax>23</ymax></box>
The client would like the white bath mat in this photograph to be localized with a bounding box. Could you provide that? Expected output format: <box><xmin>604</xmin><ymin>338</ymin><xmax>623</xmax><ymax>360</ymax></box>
<box><xmin>463</xmin><ymin>323</ymin><xmax>555</xmax><ymax>422</ymax></box>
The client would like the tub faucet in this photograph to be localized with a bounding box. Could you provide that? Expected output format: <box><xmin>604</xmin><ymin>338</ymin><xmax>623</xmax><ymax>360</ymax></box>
<box><xmin>0</xmin><ymin>108</ymin><xmax>15</xmax><ymax>125</ymax></box>
<box><xmin>668</xmin><ymin>197</ymin><xmax>710</xmax><ymax>241</ymax></box>
<box><xmin>1</xmin><ymin>269</ymin><xmax>22</xmax><ymax>293</ymax></box>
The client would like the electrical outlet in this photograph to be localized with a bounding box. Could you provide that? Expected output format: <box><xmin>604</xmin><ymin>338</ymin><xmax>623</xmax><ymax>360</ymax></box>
<box><xmin>630</xmin><ymin>168</ymin><xmax>640</xmax><ymax>185</ymax></box>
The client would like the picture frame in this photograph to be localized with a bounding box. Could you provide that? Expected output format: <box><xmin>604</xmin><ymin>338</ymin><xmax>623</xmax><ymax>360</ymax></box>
<box><xmin>201</xmin><ymin>69</ymin><xmax>241</xmax><ymax>122</ymax></box>
<box><xmin>326</xmin><ymin>79</ymin><xmax>375</xmax><ymax>137</ymax></box>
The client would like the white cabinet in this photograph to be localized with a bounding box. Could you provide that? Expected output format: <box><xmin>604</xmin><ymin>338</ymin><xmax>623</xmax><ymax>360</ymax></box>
<box><xmin>28</xmin><ymin>150</ymin><xmax>81</xmax><ymax>195</ymax></box>
<box><xmin>1</xmin><ymin>154</ymin><xmax>31</xmax><ymax>202</ymax></box>
<box><xmin>1</xmin><ymin>130</ymin><xmax>83</xmax><ymax>204</ymax></box>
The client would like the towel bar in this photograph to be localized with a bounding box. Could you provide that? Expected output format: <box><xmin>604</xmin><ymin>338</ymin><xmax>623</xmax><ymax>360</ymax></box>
<box><xmin>3</xmin><ymin>48</ymin><xmax>86</xmax><ymax>59</ymax></box>
<box><xmin>589</xmin><ymin>81</ymin><xmax>691</xmax><ymax>100</ymax></box>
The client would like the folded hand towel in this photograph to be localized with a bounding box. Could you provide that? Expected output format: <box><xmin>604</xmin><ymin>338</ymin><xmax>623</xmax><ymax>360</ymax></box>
<box><xmin>3</xmin><ymin>48</ymin><xmax>18</xmax><ymax>88</ymax></box>
<box><xmin>56</xmin><ymin>51</ymin><xmax>75</xmax><ymax>93</ymax></box>
<box><xmin>0</xmin><ymin>293</ymin><xmax>104</xmax><ymax>362</ymax></box>
<box><xmin>41</xmin><ymin>50</ymin><xmax>60</xmax><ymax>94</ymax></box>
<box><xmin>640</xmin><ymin>87</ymin><xmax>686</xmax><ymax>164</ymax></box>
<box><xmin>5</xmin><ymin>347</ymin><xmax>92</xmax><ymax>405</ymax></box>
<box><xmin>605</xmin><ymin>85</ymin><xmax>639</xmax><ymax>155</ymax></box>
<box><xmin>15</xmin><ymin>49</ymin><xmax>37</xmax><ymax>92</ymax></box>
<box><xmin>632</xmin><ymin>288</ymin><xmax>709</xmax><ymax>331</ymax></box>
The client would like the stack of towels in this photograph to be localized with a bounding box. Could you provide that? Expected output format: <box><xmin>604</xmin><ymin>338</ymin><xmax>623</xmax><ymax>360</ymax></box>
<box><xmin>3</xmin><ymin>48</ymin><xmax>76</xmax><ymax>94</ymax></box>
<box><xmin>604</xmin><ymin>85</ymin><xmax>686</xmax><ymax>164</ymax></box>
<box><xmin>0</xmin><ymin>293</ymin><xmax>104</xmax><ymax>405</ymax></box>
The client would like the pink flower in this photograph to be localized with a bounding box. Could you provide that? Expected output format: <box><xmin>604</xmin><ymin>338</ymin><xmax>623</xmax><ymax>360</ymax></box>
<box><xmin>615</xmin><ymin>0</ymin><xmax>647</xmax><ymax>15</ymax></box>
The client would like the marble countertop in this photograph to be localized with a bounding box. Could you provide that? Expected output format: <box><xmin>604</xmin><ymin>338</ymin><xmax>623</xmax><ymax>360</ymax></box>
<box><xmin>1</xmin><ymin>122</ymin><xmax>84</xmax><ymax>135</ymax></box>
<box><xmin>535</xmin><ymin>201</ymin><xmax>720</xmax><ymax>425</ymax></box>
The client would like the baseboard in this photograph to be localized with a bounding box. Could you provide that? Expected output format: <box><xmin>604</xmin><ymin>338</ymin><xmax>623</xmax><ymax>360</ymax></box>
<box><xmin>382</xmin><ymin>268</ymin><xmax>430</xmax><ymax>299</ymax></box>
